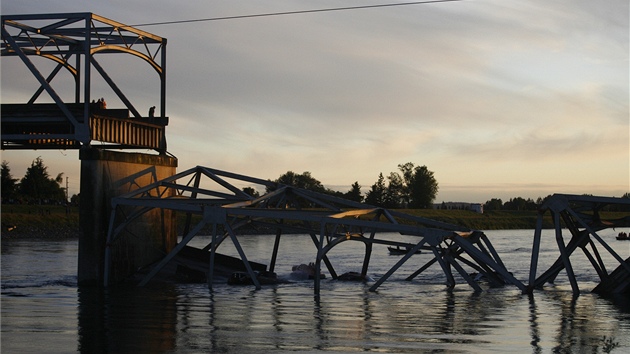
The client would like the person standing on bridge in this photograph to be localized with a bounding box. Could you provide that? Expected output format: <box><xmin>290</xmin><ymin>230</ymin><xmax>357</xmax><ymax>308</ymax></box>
<box><xmin>95</xmin><ymin>98</ymin><xmax>106</xmax><ymax>109</ymax></box>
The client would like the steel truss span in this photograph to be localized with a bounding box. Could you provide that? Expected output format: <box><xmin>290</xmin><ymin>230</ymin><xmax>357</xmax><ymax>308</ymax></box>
<box><xmin>105</xmin><ymin>166</ymin><xmax>630</xmax><ymax>294</ymax></box>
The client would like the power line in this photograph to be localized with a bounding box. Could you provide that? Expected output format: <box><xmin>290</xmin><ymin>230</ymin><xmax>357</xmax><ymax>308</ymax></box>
<box><xmin>130</xmin><ymin>0</ymin><xmax>468</xmax><ymax>27</ymax></box>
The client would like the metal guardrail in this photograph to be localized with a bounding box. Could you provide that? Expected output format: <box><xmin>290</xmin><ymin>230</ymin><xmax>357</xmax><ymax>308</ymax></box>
<box><xmin>90</xmin><ymin>114</ymin><xmax>166</xmax><ymax>150</ymax></box>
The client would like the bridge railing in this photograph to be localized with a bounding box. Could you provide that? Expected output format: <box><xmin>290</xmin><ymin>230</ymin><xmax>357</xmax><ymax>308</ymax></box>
<box><xmin>90</xmin><ymin>113</ymin><xmax>167</xmax><ymax>151</ymax></box>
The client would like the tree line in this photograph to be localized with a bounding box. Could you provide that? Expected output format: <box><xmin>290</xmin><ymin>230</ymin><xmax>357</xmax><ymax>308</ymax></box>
<box><xmin>3</xmin><ymin>158</ymin><xmax>628</xmax><ymax>211</ymax></box>
<box><xmin>1</xmin><ymin>158</ymin><xmax>72</xmax><ymax>205</ymax></box>
<box><xmin>2</xmin><ymin>159</ymin><xmax>439</xmax><ymax>208</ymax></box>
<box><xmin>484</xmin><ymin>194</ymin><xmax>630</xmax><ymax>212</ymax></box>
<box><xmin>261</xmin><ymin>162</ymin><xmax>439</xmax><ymax>209</ymax></box>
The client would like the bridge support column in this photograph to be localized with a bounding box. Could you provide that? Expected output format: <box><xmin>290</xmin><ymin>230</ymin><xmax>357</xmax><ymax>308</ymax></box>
<box><xmin>78</xmin><ymin>147</ymin><xmax>178</xmax><ymax>285</ymax></box>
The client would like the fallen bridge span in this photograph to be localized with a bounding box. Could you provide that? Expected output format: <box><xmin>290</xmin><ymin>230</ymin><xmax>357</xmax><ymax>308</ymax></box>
<box><xmin>104</xmin><ymin>166</ymin><xmax>630</xmax><ymax>296</ymax></box>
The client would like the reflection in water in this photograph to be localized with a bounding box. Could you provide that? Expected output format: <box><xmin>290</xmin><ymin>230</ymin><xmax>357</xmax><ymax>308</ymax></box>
<box><xmin>2</xmin><ymin>232</ymin><xmax>630</xmax><ymax>353</ymax></box>
<box><xmin>528</xmin><ymin>294</ymin><xmax>542</xmax><ymax>354</ymax></box>
<box><xmin>527</xmin><ymin>290</ymin><xmax>629</xmax><ymax>354</ymax></box>
<box><xmin>71</xmin><ymin>274</ymin><xmax>630</xmax><ymax>352</ymax></box>
<box><xmin>78</xmin><ymin>285</ymin><xmax>178</xmax><ymax>353</ymax></box>
<box><xmin>553</xmin><ymin>292</ymin><xmax>622</xmax><ymax>354</ymax></box>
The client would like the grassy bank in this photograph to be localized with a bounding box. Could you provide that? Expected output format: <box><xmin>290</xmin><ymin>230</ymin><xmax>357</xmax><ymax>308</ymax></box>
<box><xmin>2</xmin><ymin>204</ymin><xmax>625</xmax><ymax>239</ymax></box>
<box><xmin>1</xmin><ymin>204</ymin><xmax>80</xmax><ymax>239</ymax></box>
<box><xmin>397</xmin><ymin>209</ymin><xmax>554</xmax><ymax>230</ymax></box>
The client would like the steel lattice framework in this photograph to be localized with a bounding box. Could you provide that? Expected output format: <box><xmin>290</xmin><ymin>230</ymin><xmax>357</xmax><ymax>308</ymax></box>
<box><xmin>104</xmin><ymin>166</ymin><xmax>526</xmax><ymax>294</ymax></box>
<box><xmin>1</xmin><ymin>13</ymin><xmax>167</xmax><ymax>150</ymax></box>
<box><xmin>104</xmin><ymin>167</ymin><xmax>630</xmax><ymax>295</ymax></box>
<box><xmin>528</xmin><ymin>194</ymin><xmax>630</xmax><ymax>294</ymax></box>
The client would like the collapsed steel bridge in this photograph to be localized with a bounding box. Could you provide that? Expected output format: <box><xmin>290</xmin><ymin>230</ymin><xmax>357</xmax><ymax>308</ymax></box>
<box><xmin>104</xmin><ymin>166</ymin><xmax>525</xmax><ymax>294</ymax></box>
<box><xmin>104</xmin><ymin>166</ymin><xmax>630</xmax><ymax>295</ymax></box>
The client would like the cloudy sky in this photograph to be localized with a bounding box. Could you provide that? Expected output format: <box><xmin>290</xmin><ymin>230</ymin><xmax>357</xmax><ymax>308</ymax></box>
<box><xmin>1</xmin><ymin>0</ymin><xmax>628</xmax><ymax>203</ymax></box>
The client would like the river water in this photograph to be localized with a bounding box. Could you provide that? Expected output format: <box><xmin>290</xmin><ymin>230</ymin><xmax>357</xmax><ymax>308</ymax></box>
<box><xmin>2</xmin><ymin>229</ymin><xmax>630</xmax><ymax>353</ymax></box>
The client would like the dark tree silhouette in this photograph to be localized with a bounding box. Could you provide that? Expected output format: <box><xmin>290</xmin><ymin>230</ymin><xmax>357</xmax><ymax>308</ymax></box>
<box><xmin>365</xmin><ymin>173</ymin><xmax>387</xmax><ymax>206</ymax></box>
<box><xmin>19</xmin><ymin>157</ymin><xmax>66</xmax><ymax>204</ymax></box>
<box><xmin>384</xmin><ymin>171</ymin><xmax>404</xmax><ymax>208</ymax></box>
<box><xmin>484</xmin><ymin>198</ymin><xmax>503</xmax><ymax>211</ymax></box>
<box><xmin>406</xmin><ymin>164</ymin><xmax>439</xmax><ymax>209</ymax></box>
<box><xmin>267</xmin><ymin>171</ymin><xmax>326</xmax><ymax>193</ymax></box>
<box><xmin>1</xmin><ymin>160</ymin><xmax>19</xmax><ymax>202</ymax></box>
<box><xmin>242</xmin><ymin>187</ymin><xmax>260</xmax><ymax>198</ymax></box>
<box><xmin>344</xmin><ymin>181</ymin><xmax>363</xmax><ymax>203</ymax></box>
<box><xmin>365</xmin><ymin>164</ymin><xmax>438</xmax><ymax>208</ymax></box>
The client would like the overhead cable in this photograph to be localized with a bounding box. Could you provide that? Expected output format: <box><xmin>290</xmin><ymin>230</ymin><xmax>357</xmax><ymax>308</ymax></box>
<box><xmin>130</xmin><ymin>0</ymin><xmax>468</xmax><ymax>27</ymax></box>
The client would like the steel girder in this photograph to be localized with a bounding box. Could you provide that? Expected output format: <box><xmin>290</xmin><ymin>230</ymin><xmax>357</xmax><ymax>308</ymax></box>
<box><xmin>104</xmin><ymin>166</ymin><xmax>525</xmax><ymax>294</ymax></box>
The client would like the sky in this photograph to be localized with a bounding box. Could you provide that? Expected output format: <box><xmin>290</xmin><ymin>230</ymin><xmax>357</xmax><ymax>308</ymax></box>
<box><xmin>1</xmin><ymin>0</ymin><xmax>628</xmax><ymax>203</ymax></box>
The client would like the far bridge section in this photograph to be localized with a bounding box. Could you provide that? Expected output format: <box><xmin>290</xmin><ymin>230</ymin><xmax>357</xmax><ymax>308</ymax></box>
<box><xmin>1</xmin><ymin>13</ymin><xmax>168</xmax><ymax>152</ymax></box>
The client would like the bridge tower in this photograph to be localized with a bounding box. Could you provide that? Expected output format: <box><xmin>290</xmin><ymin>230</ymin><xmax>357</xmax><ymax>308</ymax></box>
<box><xmin>1</xmin><ymin>13</ymin><xmax>178</xmax><ymax>285</ymax></box>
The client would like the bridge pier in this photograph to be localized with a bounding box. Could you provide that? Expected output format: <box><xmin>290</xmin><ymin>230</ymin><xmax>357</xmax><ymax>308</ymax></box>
<box><xmin>78</xmin><ymin>147</ymin><xmax>178</xmax><ymax>285</ymax></box>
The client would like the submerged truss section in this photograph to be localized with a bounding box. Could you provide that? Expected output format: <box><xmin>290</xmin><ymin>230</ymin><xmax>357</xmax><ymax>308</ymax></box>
<box><xmin>528</xmin><ymin>194</ymin><xmax>630</xmax><ymax>295</ymax></box>
<box><xmin>104</xmin><ymin>166</ymin><xmax>525</xmax><ymax>294</ymax></box>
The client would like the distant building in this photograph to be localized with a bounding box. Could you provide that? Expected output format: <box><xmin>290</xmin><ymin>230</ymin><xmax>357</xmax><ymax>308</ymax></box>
<box><xmin>434</xmin><ymin>202</ymin><xmax>483</xmax><ymax>214</ymax></box>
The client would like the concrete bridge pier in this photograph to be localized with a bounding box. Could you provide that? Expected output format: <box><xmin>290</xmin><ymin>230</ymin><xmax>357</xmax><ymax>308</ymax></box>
<box><xmin>78</xmin><ymin>147</ymin><xmax>178</xmax><ymax>286</ymax></box>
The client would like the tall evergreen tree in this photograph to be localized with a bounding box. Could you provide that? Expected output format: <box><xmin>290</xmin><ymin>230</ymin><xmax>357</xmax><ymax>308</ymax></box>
<box><xmin>344</xmin><ymin>181</ymin><xmax>363</xmax><ymax>203</ymax></box>
<box><xmin>1</xmin><ymin>160</ymin><xmax>19</xmax><ymax>202</ymax></box>
<box><xmin>19</xmin><ymin>157</ymin><xmax>66</xmax><ymax>204</ymax></box>
<box><xmin>365</xmin><ymin>173</ymin><xmax>387</xmax><ymax>206</ymax></box>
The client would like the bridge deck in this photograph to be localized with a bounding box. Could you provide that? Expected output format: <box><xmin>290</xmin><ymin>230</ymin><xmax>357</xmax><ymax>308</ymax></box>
<box><xmin>1</xmin><ymin>103</ymin><xmax>168</xmax><ymax>150</ymax></box>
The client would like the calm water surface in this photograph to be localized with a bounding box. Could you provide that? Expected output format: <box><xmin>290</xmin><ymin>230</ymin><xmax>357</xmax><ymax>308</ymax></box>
<box><xmin>2</xmin><ymin>230</ymin><xmax>630</xmax><ymax>353</ymax></box>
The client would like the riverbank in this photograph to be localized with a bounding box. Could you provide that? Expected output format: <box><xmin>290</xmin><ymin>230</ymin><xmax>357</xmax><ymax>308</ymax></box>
<box><xmin>3</xmin><ymin>204</ymin><xmax>626</xmax><ymax>239</ymax></box>
<box><xmin>1</xmin><ymin>204</ymin><xmax>80</xmax><ymax>239</ymax></box>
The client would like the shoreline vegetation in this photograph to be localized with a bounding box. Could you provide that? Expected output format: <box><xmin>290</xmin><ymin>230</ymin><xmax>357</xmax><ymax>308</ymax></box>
<box><xmin>2</xmin><ymin>204</ymin><xmax>626</xmax><ymax>240</ymax></box>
